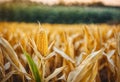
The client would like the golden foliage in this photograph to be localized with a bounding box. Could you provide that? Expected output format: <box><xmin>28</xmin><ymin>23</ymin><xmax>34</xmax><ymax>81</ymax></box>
<box><xmin>0</xmin><ymin>22</ymin><xmax>120</xmax><ymax>82</ymax></box>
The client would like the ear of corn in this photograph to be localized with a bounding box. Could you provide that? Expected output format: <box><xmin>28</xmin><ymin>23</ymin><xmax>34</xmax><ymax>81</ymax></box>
<box><xmin>36</xmin><ymin>28</ymin><xmax>48</xmax><ymax>56</ymax></box>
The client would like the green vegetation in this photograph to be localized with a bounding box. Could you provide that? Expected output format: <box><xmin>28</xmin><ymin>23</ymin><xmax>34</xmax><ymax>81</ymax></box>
<box><xmin>0</xmin><ymin>3</ymin><xmax>120</xmax><ymax>24</ymax></box>
<box><xmin>23</xmin><ymin>50</ymin><xmax>41</xmax><ymax>82</ymax></box>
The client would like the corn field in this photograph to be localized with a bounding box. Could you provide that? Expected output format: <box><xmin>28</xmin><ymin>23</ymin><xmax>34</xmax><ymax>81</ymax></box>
<box><xmin>0</xmin><ymin>22</ymin><xmax>120</xmax><ymax>82</ymax></box>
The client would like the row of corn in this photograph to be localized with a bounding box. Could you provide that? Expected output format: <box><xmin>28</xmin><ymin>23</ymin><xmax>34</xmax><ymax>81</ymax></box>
<box><xmin>0</xmin><ymin>22</ymin><xmax>120</xmax><ymax>82</ymax></box>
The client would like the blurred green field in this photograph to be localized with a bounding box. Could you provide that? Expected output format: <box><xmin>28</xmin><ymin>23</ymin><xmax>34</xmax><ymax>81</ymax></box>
<box><xmin>0</xmin><ymin>3</ymin><xmax>120</xmax><ymax>24</ymax></box>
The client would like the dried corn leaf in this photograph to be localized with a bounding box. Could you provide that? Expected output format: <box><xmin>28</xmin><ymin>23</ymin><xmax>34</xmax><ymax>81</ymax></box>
<box><xmin>30</xmin><ymin>38</ymin><xmax>43</xmax><ymax>59</ymax></box>
<box><xmin>76</xmin><ymin>52</ymin><xmax>86</xmax><ymax>66</ymax></box>
<box><xmin>67</xmin><ymin>49</ymin><xmax>103</xmax><ymax>82</ymax></box>
<box><xmin>53</xmin><ymin>47</ymin><xmax>75</xmax><ymax>63</ymax></box>
<box><xmin>79</xmin><ymin>64</ymin><xmax>93</xmax><ymax>82</ymax></box>
<box><xmin>57</xmin><ymin>73</ymin><xmax>66</xmax><ymax>81</ymax></box>
<box><xmin>0</xmin><ymin>37</ymin><xmax>30</xmax><ymax>80</ymax></box>
<box><xmin>88</xmin><ymin>62</ymin><xmax>98</xmax><ymax>82</ymax></box>
<box><xmin>45</xmin><ymin>66</ymin><xmax>66</xmax><ymax>82</ymax></box>
<box><xmin>44</xmin><ymin>51</ymin><xmax>56</xmax><ymax>60</ymax></box>
<box><xmin>48</xmin><ymin>40</ymin><xmax>55</xmax><ymax>51</ymax></box>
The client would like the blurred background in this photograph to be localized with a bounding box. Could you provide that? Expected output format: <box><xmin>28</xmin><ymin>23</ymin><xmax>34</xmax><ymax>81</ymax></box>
<box><xmin>0</xmin><ymin>0</ymin><xmax>120</xmax><ymax>24</ymax></box>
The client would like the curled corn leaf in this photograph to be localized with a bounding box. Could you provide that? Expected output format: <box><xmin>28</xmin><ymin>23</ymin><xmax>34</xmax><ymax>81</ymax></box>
<box><xmin>45</xmin><ymin>66</ymin><xmax>66</xmax><ymax>82</ymax></box>
<box><xmin>67</xmin><ymin>49</ymin><xmax>104</xmax><ymax>82</ymax></box>
<box><xmin>53</xmin><ymin>47</ymin><xmax>75</xmax><ymax>63</ymax></box>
